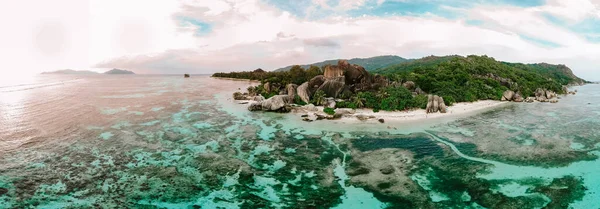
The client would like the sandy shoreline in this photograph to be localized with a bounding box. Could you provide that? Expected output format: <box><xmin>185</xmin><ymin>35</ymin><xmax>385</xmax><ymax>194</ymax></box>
<box><xmin>312</xmin><ymin>100</ymin><xmax>507</xmax><ymax>123</ymax></box>
<box><xmin>235</xmin><ymin>98</ymin><xmax>509</xmax><ymax>123</ymax></box>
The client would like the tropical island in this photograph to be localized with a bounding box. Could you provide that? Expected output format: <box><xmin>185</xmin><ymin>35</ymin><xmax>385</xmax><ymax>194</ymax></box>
<box><xmin>212</xmin><ymin>55</ymin><xmax>586</xmax><ymax>122</ymax></box>
<box><xmin>103</xmin><ymin>69</ymin><xmax>135</xmax><ymax>75</ymax></box>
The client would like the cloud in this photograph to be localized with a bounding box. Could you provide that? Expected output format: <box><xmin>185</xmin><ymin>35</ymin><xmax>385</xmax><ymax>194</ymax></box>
<box><xmin>7</xmin><ymin>0</ymin><xmax>589</xmax><ymax>80</ymax></box>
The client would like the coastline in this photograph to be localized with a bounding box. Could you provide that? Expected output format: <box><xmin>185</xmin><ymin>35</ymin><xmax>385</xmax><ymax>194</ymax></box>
<box><xmin>339</xmin><ymin>100</ymin><xmax>508</xmax><ymax>123</ymax></box>
<box><xmin>234</xmin><ymin>98</ymin><xmax>509</xmax><ymax>124</ymax></box>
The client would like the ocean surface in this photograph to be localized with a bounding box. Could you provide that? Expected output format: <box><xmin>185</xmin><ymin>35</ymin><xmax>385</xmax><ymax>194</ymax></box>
<box><xmin>0</xmin><ymin>75</ymin><xmax>599</xmax><ymax>208</ymax></box>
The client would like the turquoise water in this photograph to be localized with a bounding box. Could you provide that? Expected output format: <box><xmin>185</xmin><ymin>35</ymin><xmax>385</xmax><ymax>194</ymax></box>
<box><xmin>0</xmin><ymin>75</ymin><xmax>598</xmax><ymax>208</ymax></box>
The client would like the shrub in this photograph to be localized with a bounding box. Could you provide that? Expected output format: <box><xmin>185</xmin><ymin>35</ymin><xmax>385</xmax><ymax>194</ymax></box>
<box><xmin>323</xmin><ymin>107</ymin><xmax>335</xmax><ymax>115</ymax></box>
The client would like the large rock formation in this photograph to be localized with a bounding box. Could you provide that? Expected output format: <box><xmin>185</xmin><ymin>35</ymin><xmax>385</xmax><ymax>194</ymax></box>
<box><xmin>317</xmin><ymin>77</ymin><xmax>345</xmax><ymax>98</ymax></box>
<box><xmin>501</xmin><ymin>90</ymin><xmax>515</xmax><ymax>101</ymax></box>
<box><xmin>513</xmin><ymin>92</ymin><xmax>524</xmax><ymax>102</ymax></box>
<box><xmin>402</xmin><ymin>81</ymin><xmax>416</xmax><ymax>90</ymax></box>
<box><xmin>297</xmin><ymin>82</ymin><xmax>310</xmax><ymax>103</ymax></box>
<box><xmin>264</xmin><ymin>82</ymin><xmax>271</xmax><ymax>93</ymax></box>
<box><xmin>286</xmin><ymin>84</ymin><xmax>298</xmax><ymax>99</ymax></box>
<box><xmin>533</xmin><ymin>88</ymin><xmax>557</xmax><ymax>103</ymax></box>
<box><xmin>438</xmin><ymin>96</ymin><xmax>447</xmax><ymax>113</ymax></box>
<box><xmin>323</xmin><ymin>64</ymin><xmax>345</xmax><ymax>78</ymax></box>
<box><xmin>248</xmin><ymin>95</ymin><xmax>293</xmax><ymax>112</ymax></box>
<box><xmin>307</xmin><ymin>75</ymin><xmax>326</xmax><ymax>93</ymax></box>
<box><xmin>426</xmin><ymin>95</ymin><xmax>447</xmax><ymax>113</ymax></box>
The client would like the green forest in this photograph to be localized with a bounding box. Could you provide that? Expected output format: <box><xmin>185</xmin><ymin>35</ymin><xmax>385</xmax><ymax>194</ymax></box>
<box><xmin>213</xmin><ymin>55</ymin><xmax>586</xmax><ymax>112</ymax></box>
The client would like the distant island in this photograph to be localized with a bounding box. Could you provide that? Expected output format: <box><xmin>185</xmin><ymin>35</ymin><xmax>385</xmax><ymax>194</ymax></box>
<box><xmin>104</xmin><ymin>69</ymin><xmax>135</xmax><ymax>75</ymax></box>
<box><xmin>42</xmin><ymin>68</ymin><xmax>135</xmax><ymax>75</ymax></box>
<box><xmin>213</xmin><ymin>54</ymin><xmax>586</xmax><ymax>122</ymax></box>
<box><xmin>41</xmin><ymin>69</ymin><xmax>99</xmax><ymax>75</ymax></box>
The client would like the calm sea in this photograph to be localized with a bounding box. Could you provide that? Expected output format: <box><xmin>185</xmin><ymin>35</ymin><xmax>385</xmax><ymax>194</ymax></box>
<box><xmin>0</xmin><ymin>75</ymin><xmax>598</xmax><ymax>208</ymax></box>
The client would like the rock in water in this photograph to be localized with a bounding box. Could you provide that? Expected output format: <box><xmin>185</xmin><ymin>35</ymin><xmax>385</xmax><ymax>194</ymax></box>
<box><xmin>502</xmin><ymin>90</ymin><xmax>515</xmax><ymax>101</ymax></box>
<box><xmin>562</xmin><ymin>86</ymin><xmax>569</xmax><ymax>94</ymax></box>
<box><xmin>545</xmin><ymin>90</ymin><xmax>556</xmax><ymax>99</ymax></box>
<box><xmin>253</xmin><ymin>95</ymin><xmax>265</xmax><ymax>102</ymax></box>
<box><xmin>233</xmin><ymin>92</ymin><xmax>246</xmax><ymax>100</ymax></box>
<box><xmin>437</xmin><ymin>96</ymin><xmax>447</xmax><ymax>113</ymax></box>
<box><xmin>297</xmin><ymin>82</ymin><xmax>310</xmax><ymax>103</ymax></box>
<box><xmin>378</xmin><ymin>118</ymin><xmax>385</xmax><ymax>123</ymax></box>
<box><xmin>535</xmin><ymin>88</ymin><xmax>545</xmax><ymax>100</ymax></box>
<box><xmin>184</xmin><ymin>74</ymin><xmax>190</xmax><ymax>78</ymax></box>
<box><xmin>525</xmin><ymin>97</ymin><xmax>535</xmax><ymax>103</ymax></box>
<box><xmin>248</xmin><ymin>103</ymin><xmax>263</xmax><ymax>111</ymax></box>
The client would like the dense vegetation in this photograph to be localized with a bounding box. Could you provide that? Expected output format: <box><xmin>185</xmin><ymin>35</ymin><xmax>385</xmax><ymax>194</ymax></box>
<box><xmin>274</xmin><ymin>55</ymin><xmax>407</xmax><ymax>72</ymax></box>
<box><xmin>375</xmin><ymin>55</ymin><xmax>585</xmax><ymax>103</ymax></box>
<box><xmin>214</xmin><ymin>55</ymin><xmax>586</xmax><ymax>112</ymax></box>
<box><xmin>213</xmin><ymin>65</ymin><xmax>323</xmax><ymax>86</ymax></box>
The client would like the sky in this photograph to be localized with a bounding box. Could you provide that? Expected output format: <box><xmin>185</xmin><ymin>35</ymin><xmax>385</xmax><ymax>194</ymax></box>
<box><xmin>1</xmin><ymin>0</ymin><xmax>599</xmax><ymax>80</ymax></box>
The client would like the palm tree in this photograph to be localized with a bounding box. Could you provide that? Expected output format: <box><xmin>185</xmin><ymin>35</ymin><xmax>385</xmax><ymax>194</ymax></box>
<box><xmin>351</xmin><ymin>96</ymin><xmax>364</xmax><ymax>108</ymax></box>
<box><xmin>312</xmin><ymin>90</ymin><xmax>326</xmax><ymax>106</ymax></box>
<box><xmin>376</xmin><ymin>88</ymin><xmax>389</xmax><ymax>100</ymax></box>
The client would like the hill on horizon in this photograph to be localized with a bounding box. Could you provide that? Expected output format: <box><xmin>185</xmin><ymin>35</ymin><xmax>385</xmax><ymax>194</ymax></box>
<box><xmin>104</xmin><ymin>69</ymin><xmax>135</xmax><ymax>75</ymax></box>
<box><xmin>274</xmin><ymin>55</ymin><xmax>407</xmax><ymax>72</ymax></box>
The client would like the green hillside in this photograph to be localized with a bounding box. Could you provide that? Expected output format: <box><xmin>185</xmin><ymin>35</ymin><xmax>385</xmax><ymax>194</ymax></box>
<box><xmin>374</xmin><ymin>55</ymin><xmax>586</xmax><ymax>103</ymax></box>
<box><xmin>274</xmin><ymin>55</ymin><xmax>407</xmax><ymax>72</ymax></box>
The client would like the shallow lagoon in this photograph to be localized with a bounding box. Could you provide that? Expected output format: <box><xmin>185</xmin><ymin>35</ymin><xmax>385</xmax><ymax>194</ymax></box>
<box><xmin>0</xmin><ymin>75</ymin><xmax>598</xmax><ymax>208</ymax></box>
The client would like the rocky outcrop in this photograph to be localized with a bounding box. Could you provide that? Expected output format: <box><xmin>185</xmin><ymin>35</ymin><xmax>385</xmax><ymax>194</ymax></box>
<box><xmin>533</xmin><ymin>88</ymin><xmax>558</xmax><ymax>103</ymax></box>
<box><xmin>286</xmin><ymin>84</ymin><xmax>298</xmax><ymax>98</ymax></box>
<box><xmin>545</xmin><ymin>90</ymin><xmax>556</xmax><ymax>99</ymax></box>
<box><xmin>475</xmin><ymin>73</ymin><xmax>516</xmax><ymax>88</ymax></box>
<box><xmin>525</xmin><ymin>97</ymin><xmax>535</xmax><ymax>103</ymax></box>
<box><xmin>297</xmin><ymin>82</ymin><xmax>310</xmax><ymax>103</ymax></box>
<box><xmin>402</xmin><ymin>81</ymin><xmax>416</xmax><ymax>90</ymax></box>
<box><xmin>317</xmin><ymin>78</ymin><xmax>345</xmax><ymax>98</ymax></box>
<box><xmin>308</xmin><ymin>75</ymin><xmax>326</xmax><ymax>93</ymax></box>
<box><xmin>426</xmin><ymin>95</ymin><xmax>447</xmax><ymax>113</ymax></box>
<box><xmin>248</xmin><ymin>95</ymin><xmax>293</xmax><ymax>112</ymax></box>
<box><xmin>264</xmin><ymin>82</ymin><xmax>271</xmax><ymax>93</ymax></box>
<box><xmin>254</xmin><ymin>95</ymin><xmax>265</xmax><ymax>102</ymax></box>
<box><xmin>415</xmin><ymin>87</ymin><xmax>425</xmax><ymax>95</ymax></box>
<box><xmin>438</xmin><ymin>96</ymin><xmax>447</xmax><ymax>113</ymax></box>
<box><xmin>344</xmin><ymin>62</ymin><xmax>369</xmax><ymax>85</ymax></box>
<box><xmin>513</xmin><ymin>92</ymin><xmax>524</xmax><ymax>102</ymax></box>
<box><xmin>324</xmin><ymin>64</ymin><xmax>345</xmax><ymax>78</ymax></box>
<box><xmin>501</xmin><ymin>90</ymin><xmax>515</xmax><ymax>101</ymax></box>
<box><xmin>535</xmin><ymin>88</ymin><xmax>545</xmax><ymax>100</ymax></box>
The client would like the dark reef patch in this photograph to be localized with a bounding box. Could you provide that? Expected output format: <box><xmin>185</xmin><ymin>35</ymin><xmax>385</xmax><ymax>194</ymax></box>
<box><xmin>351</xmin><ymin>134</ymin><xmax>443</xmax><ymax>159</ymax></box>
